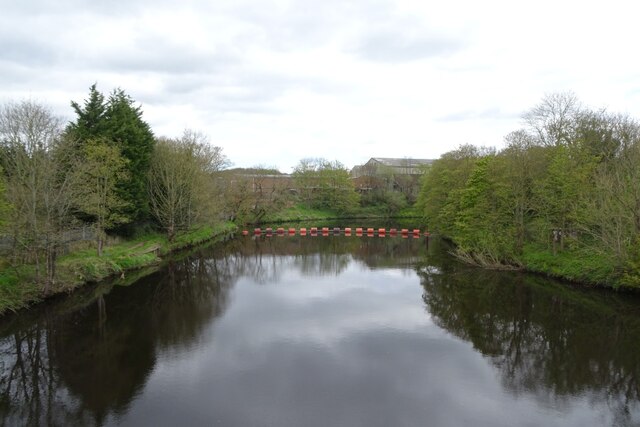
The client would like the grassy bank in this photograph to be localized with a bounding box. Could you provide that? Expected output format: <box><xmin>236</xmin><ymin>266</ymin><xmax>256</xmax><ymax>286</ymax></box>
<box><xmin>450</xmin><ymin>238</ymin><xmax>629</xmax><ymax>290</ymax></box>
<box><xmin>260</xmin><ymin>203</ymin><xmax>422</xmax><ymax>224</ymax></box>
<box><xmin>520</xmin><ymin>245</ymin><xmax>623</xmax><ymax>289</ymax></box>
<box><xmin>0</xmin><ymin>222</ymin><xmax>237</xmax><ymax>314</ymax></box>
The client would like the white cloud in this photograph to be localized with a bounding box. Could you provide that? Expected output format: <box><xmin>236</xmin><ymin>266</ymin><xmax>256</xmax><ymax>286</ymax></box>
<box><xmin>1</xmin><ymin>0</ymin><xmax>639</xmax><ymax>170</ymax></box>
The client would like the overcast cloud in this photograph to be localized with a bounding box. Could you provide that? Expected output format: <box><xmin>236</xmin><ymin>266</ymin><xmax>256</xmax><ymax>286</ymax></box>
<box><xmin>2</xmin><ymin>0</ymin><xmax>639</xmax><ymax>171</ymax></box>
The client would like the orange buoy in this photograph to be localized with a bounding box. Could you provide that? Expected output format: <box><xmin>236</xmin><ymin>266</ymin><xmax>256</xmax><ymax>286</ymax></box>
<box><xmin>266</xmin><ymin>227</ymin><xmax>273</xmax><ymax>236</ymax></box>
<box><xmin>401</xmin><ymin>228</ymin><xmax>409</xmax><ymax>235</ymax></box>
<box><xmin>322</xmin><ymin>227</ymin><xmax>329</xmax><ymax>233</ymax></box>
<box><xmin>344</xmin><ymin>227</ymin><xmax>352</xmax><ymax>235</ymax></box>
<box><xmin>389</xmin><ymin>228</ymin><xmax>397</xmax><ymax>235</ymax></box>
<box><xmin>242</xmin><ymin>230</ymin><xmax>249</xmax><ymax>236</ymax></box>
<box><xmin>378</xmin><ymin>228</ymin><xmax>386</xmax><ymax>235</ymax></box>
<box><xmin>254</xmin><ymin>228</ymin><xmax>262</xmax><ymax>235</ymax></box>
<box><xmin>355</xmin><ymin>227</ymin><xmax>363</xmax><ymax>234</ymax></box>
<box><xmin>310</xmin><ymin>227</ymin><xmax>318</xmax><ymax>235</ymax></box>
<box><xmin>300</xmin><ymin>227</ymin><xmax>307</xmax><ymax>235</ymax></box>
<box><xmin>413</xmin><ymin>229</ymin><xmax>420</xmax><ymax>235</ymax></box>
<box><xmin>277</xmin><ymin>227</ymin><xmax>285</xmax><ymax>235</ymax></box>
<box><xmin>288</xmin><ymin>228</ymin><xmax>296</xmax><ymax>235</ymax></box>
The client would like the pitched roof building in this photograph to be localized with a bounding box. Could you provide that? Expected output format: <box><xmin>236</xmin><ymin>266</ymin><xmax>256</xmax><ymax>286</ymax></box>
<box><xmin>351</xmin><ymin>157</ymin><xmax>434</xmax><ymax>178</ymax></box>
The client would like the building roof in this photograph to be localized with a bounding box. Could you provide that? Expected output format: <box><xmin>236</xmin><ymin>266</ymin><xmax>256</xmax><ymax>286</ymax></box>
<box><xmin>369</xmin><ymin>157</ymin><xmax>434</xmax><ymax>167</ymax></box>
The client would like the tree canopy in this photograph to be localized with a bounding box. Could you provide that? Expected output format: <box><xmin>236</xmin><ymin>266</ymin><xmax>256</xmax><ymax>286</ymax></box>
<box><xmin>418</xmin><ymin>93</ymin><xmax>640</xmax><ymax>286</ymax></box>
<box><xmin>292</xmin><ymin>158</ymin><xmax>360</xmax><ymax>214</ymax></box>
<box><xmin>67</xmin><ymin>85</ymin><xmax>155</xmax><ymax>227</ymax></box>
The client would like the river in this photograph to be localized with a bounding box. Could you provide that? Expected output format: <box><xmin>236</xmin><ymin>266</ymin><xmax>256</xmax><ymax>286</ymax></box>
<box><xmin>1</xmin><ymin>234</ymin><xmax>639</xmax><ymax>426</ymax></box>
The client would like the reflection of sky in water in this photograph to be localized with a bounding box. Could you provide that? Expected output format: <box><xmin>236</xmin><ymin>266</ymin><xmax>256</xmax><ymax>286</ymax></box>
<box><xmin>108</xmin><ymin>254</ymin><xmax>629</xmax><ymax>427</ymax></box>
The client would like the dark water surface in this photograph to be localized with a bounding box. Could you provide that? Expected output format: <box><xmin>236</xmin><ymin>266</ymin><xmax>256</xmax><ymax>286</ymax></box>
<box><xmin>2</xmin><ymin>235</ymin><xmax>640</xmax><ymax>426</ymax></box>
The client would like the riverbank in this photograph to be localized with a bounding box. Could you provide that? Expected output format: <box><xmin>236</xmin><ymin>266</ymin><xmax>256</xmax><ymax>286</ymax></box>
<box><xmin>0</xmin><ymin>222</ymin><xmax>237</xmax><ymax>315</ymax></box>
<box><xmin>259</xmin><ymin>204</ymin><xmax>421</xmax><ymax>224</ymax></box>
<box><xmin>519</xmin><ymin>244</ymin><xmax>626</xmax><ymax>289</ymax></box>
<box><xmin>452</xmin><ymin>240</ymin><xmax>630</xmax><ymax>290</ymax></box>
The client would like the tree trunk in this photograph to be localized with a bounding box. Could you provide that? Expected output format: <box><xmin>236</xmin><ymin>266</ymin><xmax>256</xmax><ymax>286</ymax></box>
<box><xmin>45</xmin><ymin>240</ymin><xmax>56</xmax><ymax>295</ymax></box>
<box><xmin>168</xmin><ymin>223</ymin><xmax>175</xmax><ymax>243</ymax></box>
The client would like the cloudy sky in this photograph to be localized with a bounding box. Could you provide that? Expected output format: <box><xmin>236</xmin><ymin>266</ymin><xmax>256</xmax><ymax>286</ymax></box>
<box><xmin>2</xmin><ymin>0</ymin><xmax>639</xmax><ymax>171</ymax></box>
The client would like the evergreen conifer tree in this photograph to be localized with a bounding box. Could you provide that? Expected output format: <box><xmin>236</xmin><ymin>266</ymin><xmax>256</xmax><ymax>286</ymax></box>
<box><xmin>68</xmin><ymin>85</ymin><xmax>155</xmax><ymax>229</ymax></box>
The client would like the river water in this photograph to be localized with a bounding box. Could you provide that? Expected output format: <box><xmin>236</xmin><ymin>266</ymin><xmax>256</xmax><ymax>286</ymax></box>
<box><xmin>1</xmin><ymin>234</ymin><xmax>640</xmax><ymax>426</ymax></box>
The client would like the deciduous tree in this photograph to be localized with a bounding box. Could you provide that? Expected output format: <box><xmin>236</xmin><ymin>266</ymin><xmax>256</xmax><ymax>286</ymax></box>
<box><xmin>148</xmin><ymin>131</ymin><xmax>228</xmax><ymax>241</ymax></box>
<box><xmin>293</xmin><ymin>158</ymin><xmax>359</xmax><ymax>214</ymax></box>
<box><xmin>73</xmin><ymin>139</ymin><xmax>129</xmax><ymax>256</ymax></box>
<box><xmin>0</xmin><ymin>101</ymin><xmax>77</xmax><ymax>290</ymax></box>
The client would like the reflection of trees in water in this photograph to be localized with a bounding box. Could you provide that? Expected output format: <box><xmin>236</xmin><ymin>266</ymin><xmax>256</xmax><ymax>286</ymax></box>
<box><xmin>0</xmin><ymin>251</ymin><xmax>236</xmax><ymax>426</ymax></box>
<box><xmin>0</xmin><ymin>235</ymin><xmax>430</xmax><ymax>425</ymax></box>
<box><xmin>208</xmin><ymin>236</ymin><xmax>430</xmax><ymax>284</ymax></box>
<box><xmin>420</xmin><ymin>264</ymin><xmax>640</xmax><ymax>425</ymax></box>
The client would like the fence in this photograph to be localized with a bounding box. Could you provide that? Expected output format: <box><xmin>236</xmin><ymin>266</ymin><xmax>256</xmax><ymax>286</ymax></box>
<box><xmin>0</xmin><ymin>226</ymin><xmax>96</xmax><ymax>253</ymax></box>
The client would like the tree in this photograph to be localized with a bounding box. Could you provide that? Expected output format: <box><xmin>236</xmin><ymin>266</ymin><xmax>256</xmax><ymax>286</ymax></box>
<box><xmin>292</xmin><ymin>158</ymin><xmax>359</xmax><ymax>214</ymax></box>
<box><xmin>104</xmin><ymin>89</ymin><xmax>155</xmax><ymax>225</ymax></box>
<box><xmin>73</xmin><ymin>139</ymin><xmax>129</xmax><ymax>256</ymax></box>
<box><xmin>417</xmin><ymin>144</ymin><xmax>490</xmax><ymax>236</ymax></box>
<box><xmin>499</xmin><ymin>130</ymin><xmax>547</xmax><ymax>253</ymax></box>
<box><xmin>523</xmin><ymin>92</ymin><xmax>581</xmax><ymax>147</ymax></box>
<box><xmin>0</xmin><ymin>101</ymin><xmax>77</xmax><ymax>290</ymax></box>
<box><xmin>219</xmin><ymin>167</ymin><xmax>288</xmax><ymax>224</ymax></box>
<box><xmin>148</xmin><ymin>131</ymin><xmax>228</xmax><ymax>242</ymax></box>
<box><xmin>66</xmin><ymin>83</ymin><xmax>107</xmax><ymax>141</ymax></box>
<box><xmin>0</xmin><ymin>166</ymin><xmax>10</xmax><ymax>231</ymax></box>
<box><xmin>68</xmin><ymin>85</ymin><xmax>155</xmax><ymax>228</ymax></box>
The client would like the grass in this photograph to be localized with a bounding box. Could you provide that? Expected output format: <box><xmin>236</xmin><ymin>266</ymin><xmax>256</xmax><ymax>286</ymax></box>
<box><xmin>261</xmin><ymin>204</ymin><xmax>342</xmax><ymax>222</ymax></box>
<box><xmin>519</xmin><ymin>244</ymin><xmax>620</xmax><ymax>287</ymax></box>
<box><xmin>0</xmin><ymin>221</ymin><xmax>237</xmax><ymax>315</ymax></box>
<box><xmin>261</xmin><ymin>203</ymin><xmax>422</xmax><ymax>224</ymax></box>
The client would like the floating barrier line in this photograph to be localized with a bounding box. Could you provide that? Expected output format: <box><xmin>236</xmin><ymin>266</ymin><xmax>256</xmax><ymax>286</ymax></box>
<box><xmin>247</xmin><ymin>227</ymin><xmax>429</xmax><ymax>237</ymax></box>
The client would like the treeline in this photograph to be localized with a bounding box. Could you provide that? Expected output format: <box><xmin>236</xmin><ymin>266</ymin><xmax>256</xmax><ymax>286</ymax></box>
<box><xmin>418</xmin><ymin>93</ymin><xmax>640</xmax><ymax>288</ymax></box>
<box><xmin>218</xmin><ymin>158</ymin><xmax>361</xmax><ymax>225</ymax></box>
<box><xmin>222</xmin><ymin>157</ymin><xmax>420</xmax><ymax>224</ymax></box>
<box><xmin>0</xmin><ymin>85</ymin><xmax>228</xmax><ymax>291</ymax></box>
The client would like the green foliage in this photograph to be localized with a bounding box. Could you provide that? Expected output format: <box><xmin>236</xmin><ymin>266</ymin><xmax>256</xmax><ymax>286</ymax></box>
<box><xmin>0</xmin><ymin>222</ymin><xmax>236</xmax><ymax>314</ymax></box>
<box><xmin>67</xmin><ymin>83</ymin><xmax>107</xmax><ymax>141</ymax></box>
<box><xmin>104</xmin><ymin>89</ymin><xmax>155</xmax><ymax>223</ymax></box>
<box><xmin>68</xmin><ymin>85</ymin><xmax>155</xmax><ymax>227</ymax></box>
<box><xmin>417</xmin><ymin>94</ymin><xmax>640</xmax><ymax>286</ymax></box>
<box><xmin>417</xmin><ymin>144</ymin><xmax>489</xmax><ymax>237</ymax></box>
<box><xmin>73</xmin><ymin>138</ymin><xmax>130</xmax><ymax>255</ymax></box>
<box><xmin>360</xmin><ymin>189</ymin><xmax>408</xmax><ymax>217</ymax></box>
<box><xmin>292</xmin><ymin>158</ymin><xmax>360</xmax><ymax>214</ymax></box>
<box><xmin>149</xmin><ymin>133</ymin><xmax>227</xmax><ymax>241</ymax></box>
<box><xmin>0</xmin><ymin>166</ymin><xmax>10</xmax><ymax>230</ymax></box>
<box><xmin>0</xmin><ymin>267</ymin><xmax>41</xmax><ymax>313</ymax></box>
<box><xmin>521</xmin><ymin>244</ymin><xmax>618</xmax><ymax>285</ymax></box>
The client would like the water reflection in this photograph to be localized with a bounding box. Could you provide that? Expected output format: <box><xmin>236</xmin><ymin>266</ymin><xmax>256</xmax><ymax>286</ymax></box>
<box><xmin>0</xmin><ymin>254</ymin><xmax>234</xmax><ymax>426</ymax></box>
<box><xmin>419</xmin><ymin>254</ymin><xmax>640</xmax><ymax>426</ymax></box>
<box><xmin>0</xmin><ymin>236</ymin><xmax>639</xmax><ymax>426</ymax></box>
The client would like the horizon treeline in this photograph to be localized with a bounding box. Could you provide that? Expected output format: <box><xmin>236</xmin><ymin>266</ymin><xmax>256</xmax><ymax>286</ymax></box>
<box><xmin>3</xmin><ymin>86</ymin><xmax>640</xmax><ymax>290</ymax></box>
<box><xmin>0</xmin><ymin>84</ymin><xmax>390</xmax><ymax>291</ymax></box>
<box><xmin>417</xmin><ymin>92</ymin><xmax>640</xmax><ymax>288</ymax></box>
